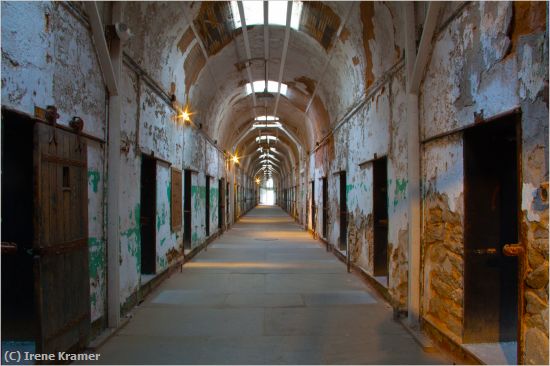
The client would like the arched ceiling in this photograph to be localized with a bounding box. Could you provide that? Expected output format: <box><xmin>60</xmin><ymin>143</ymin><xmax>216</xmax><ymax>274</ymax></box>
<box><xmin>121</xmin><ymin>1</ymin><xmax>385</xmax><ymax>183</ymax></box>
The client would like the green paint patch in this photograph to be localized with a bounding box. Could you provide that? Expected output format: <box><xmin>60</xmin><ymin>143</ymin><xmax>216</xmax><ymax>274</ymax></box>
<box><xmin>192</xmin><ymin>231</ymin><xmax>198</xmax><ymax>244</ymax></box>
<box><xmin>160</xmin><ymin>237</ymin><xmax>166</xmax><ymax>247</ymax></box>
<box><xmin>121</xmin><ymin>204</ymin><xmax>141</xmax><ymax>269</ymax></box>
<box><xmin>88</xmin><ymin>237</ymin><xmax>104</xmax><ymax>280</ymax></box>
<box><xmin>393</xmin><ymin>178</ymin><xmax>408</xmax><ymax>207</ymax></box>
<box><xmin>88</xmin><ymin>170</ymin><xmax>100</xmax><ymax>193</ymax></box>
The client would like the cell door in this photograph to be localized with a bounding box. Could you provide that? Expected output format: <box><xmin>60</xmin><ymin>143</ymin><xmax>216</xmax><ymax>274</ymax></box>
<box><xmin>322</xmin><ymin>177</ymin><xmax>328</xmax><ymax>238</ymax></box>
<box><xmin>140</xmin><ymin>155</ymin><xmax>156</xmax><ymax>274</ymax></box>
<box><xmin>339</xmin><ymin>172</ymin><xmax>347</xmax><ymax>250</ymax></box>
<box><xmin>183</xmin><ymin>170</ymin><xmax>192</xmax><ymax>249</ymax></box>
<box><xmin>205</xmin><ymin>176</ymin><xmax>210</xmax><ymax>236</ymax></box>
<box><xmin>218</xmin><ymin>178</ymin><xmax>224</xmax><ymax>229</ymax></box>
<box><xmin>226</xmin><ymin>182</ymin><xmax>230</xmax><ymax>225</ymax></box>
<box><xmin>463</xmin><ymin>117</ymin><xmax>520</xmax><ymax>343</ymax></box>
<box><xmin>373</xmin><ymin>157</ymin><xmax>389</xmax><ymax>278</ymax></box>
<box><xmin>33</xmin><ymin>123</ymin><xmax>90</xmax><ymax>353</ymax></box>
<box><xmin>311</xmin><ymin>181</ymin><xmax>316</xmax><ymax>231</ymax></box>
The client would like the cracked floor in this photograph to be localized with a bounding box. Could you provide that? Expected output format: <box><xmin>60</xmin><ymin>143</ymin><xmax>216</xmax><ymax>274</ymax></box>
<box><xmin>96</xmin><ymin>206</ymin><xmax>449</xmax><ymax>364</ymax></box>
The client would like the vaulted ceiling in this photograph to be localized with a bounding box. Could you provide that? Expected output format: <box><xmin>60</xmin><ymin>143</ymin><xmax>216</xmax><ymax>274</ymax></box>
<box><xmin>122</xmin><ymin>1</ymin><xmax>399</xmax><ymax>182</ymax></box>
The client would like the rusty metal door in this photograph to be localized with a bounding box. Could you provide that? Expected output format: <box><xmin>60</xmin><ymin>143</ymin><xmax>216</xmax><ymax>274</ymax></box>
<box><xmin>33</xmin><ymin>123</ymin><xmax>90</xmax><ymax>353</ymax></box>
<box><xmin>463</xmin><ymin>118</ymin><xmax>519</xmax><ymax>343</ymax></box>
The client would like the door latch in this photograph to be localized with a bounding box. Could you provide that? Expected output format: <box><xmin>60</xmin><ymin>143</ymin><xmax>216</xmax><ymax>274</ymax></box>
<box><xmin>473</xmin><ymin>248</ymin><xmax>498</xmax><ymax>255</ymax></box>
<box><xmin>503</xmin><ymin>243</ymin><xmax>524</xmax><ymax>257</ymax></box>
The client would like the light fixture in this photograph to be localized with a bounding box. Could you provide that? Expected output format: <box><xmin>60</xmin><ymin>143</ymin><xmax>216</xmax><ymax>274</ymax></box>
<box><xmin>232</xmin><ymin>154</ymin><xmax>239</xmax><ymax>164</ymax></box>
<box><xmin>255</xmin><ymin>178</ymin><xmax>260</xmax><ymax>184</ymax></box>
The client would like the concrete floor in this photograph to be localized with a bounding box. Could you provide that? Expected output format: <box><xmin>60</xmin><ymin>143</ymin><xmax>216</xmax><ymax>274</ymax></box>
<box><xmin>96</xmin><ymin>206</ymin><xmax>449</xmax><ymax>364</ymax></box>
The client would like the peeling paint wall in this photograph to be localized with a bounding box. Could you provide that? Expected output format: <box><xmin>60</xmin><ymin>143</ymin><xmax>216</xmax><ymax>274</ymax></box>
<box><xmin>419</xmin><ymin>2</ymin><xmax>548</xmax><ymax>363</ymax></box>
<box><xmin>1</xmin><ymin>1</ymin><xmax>108</xmax><ymax>323</ymax></box>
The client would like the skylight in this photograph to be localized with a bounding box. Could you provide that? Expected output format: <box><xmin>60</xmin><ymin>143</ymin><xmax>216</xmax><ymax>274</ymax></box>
<box><xmin>231</xmin><ymin>1</ymin><xmax>302</xmax><ymax>30</ymax></box>
<box><xmin>245</xmin><ymin>80</ymin><xmax>287</xmax><ymax>96</ymax></box>
<box><xmin>256</xmin><ymin>135</ymin><xmax>278</xmax><ymax>143</ymax></box>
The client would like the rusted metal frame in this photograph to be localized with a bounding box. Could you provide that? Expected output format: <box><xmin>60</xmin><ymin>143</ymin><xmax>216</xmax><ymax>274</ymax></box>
<box><xmin>311</xmin><ymin>60</ymin><xmax>405</xmax><ymax>154</ymax></box>
<box><xmin>305</xmin><ymin>2</ymin><xmax>356</xmax><ymax>115</ymax></box>
<box><xmin>236</xmin><ymin>2</ymin><xmax>258</xmax><ymax>109</ymax></box>
<box><xmin>272</xmin><ymin>1</ymin><xmax>293</xmax><ymax>117</ymax></box>
<box><xmin>35</xmin><ymin>238</ymin><xmax>87</xmax><ymax>256</ymax></box>
<box><xmin>421</xmin><ymin>106</ymin><xmax>522</xmax><ymax>145</ymax></box>
<box><xmin>84</xmin><ymin>2</ymin><xmax>118</xmax><ymax>96</ymax></box>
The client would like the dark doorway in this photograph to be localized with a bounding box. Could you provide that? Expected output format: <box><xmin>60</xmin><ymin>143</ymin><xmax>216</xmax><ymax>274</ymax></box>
<box><xmin>218</xmin><ymin>178</ymin><xmax>224</xmax><ymax>229</ymax></box>
<box><xmin>373</xmin><ymin>157</ymin><xmax>389</xmax><ymax>278</ymax></box>
<box><xmin>184</xmin><ymin>170</ymin><xmax>192</xmax><ymax>250</ymax></box>
<box><xmin>226</xmin><ymin>182</ymin><xmax>230</xmax><ymax>226</ymax></box>
<box><xmin>463</xmin><ymin>117</ymin><xmax>519</xmax><ymax>343</ymax></box>
<box><xmin>234</xmin><ymin>184</ymin><xmax>238</xmax><ymax>221</ymax></box>
<box><xmin>339</xmin><ymin>172</ymin><xmax>347</xmax><ymax>250</ymax></box>
<box><xmin>322</xmin><ymin>177</ymin><xmax>328</xmax><ymax>238</ymax></box>
<box><xmin>205</xmin><ymin>176</ymin><xmax>210</xmax><ymax>236</ymax></box>
<box><xmin>311</xmin><ymin>181</ymin><xmax>316</xmax><ymax>231</ymax></box>
<box><xmin>2</xmin><ymin>115</ymin><xmax>37</xmax><ymax>345</ymax></box>
<box><xmin>140</xmin><ymin>155</ymin><xmax>156</xmax><ymax>275</ymax></box>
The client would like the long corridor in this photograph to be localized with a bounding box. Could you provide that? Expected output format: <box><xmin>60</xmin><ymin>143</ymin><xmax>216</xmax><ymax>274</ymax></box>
<box><xmin>96</xmin><ymin>206</ymin><xmax>448</xmax><ymax>364</ymax></box>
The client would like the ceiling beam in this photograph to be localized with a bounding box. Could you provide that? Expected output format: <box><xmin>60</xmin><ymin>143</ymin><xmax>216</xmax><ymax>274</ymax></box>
<box><xmin>271</xmin><ymin>1</ymin><xmax>293</xmax><ymax>117</ymax></box>
<box><xmin>409</xmin><ymin>2</ymin><xmax>443</xmax><ymax>93</ymax></box>
<box><xmin>264</xmin><ymin>1</ymin><xmax>269</xmax><ymax>92</ymax></box>
<box><xmin>84</xmin><ymin>2</ymin><xmax>118</xmax><ymax>95</ymax></box>
<box><xmin>237</xmin><ymin>1</ymin><xmax>258</xmax><ymax>109</ymax></box>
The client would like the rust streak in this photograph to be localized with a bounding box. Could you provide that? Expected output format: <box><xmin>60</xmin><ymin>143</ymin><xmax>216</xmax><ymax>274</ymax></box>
<box><xmin>177</xmin><ymin>27</ymin><xmax>195</xmax><ymax>55</ymax></box>
<box><xmin>360</xmin><ymin>2</ymin><xmax>375</xmax><ymax>89</ymax></box>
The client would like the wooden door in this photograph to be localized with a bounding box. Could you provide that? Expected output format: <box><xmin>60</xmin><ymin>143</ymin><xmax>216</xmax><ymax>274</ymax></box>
<box><xmin>33</xmin><ymin>123</ymin><xmax>90</xmax><ymax>353</ymax></box>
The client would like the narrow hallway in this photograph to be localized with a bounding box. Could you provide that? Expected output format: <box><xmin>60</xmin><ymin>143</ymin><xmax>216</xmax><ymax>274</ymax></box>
<box><xmin>96</xmin><ymin>206</ymin><xmax>447</xmax><ymax>364</ymax></box>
